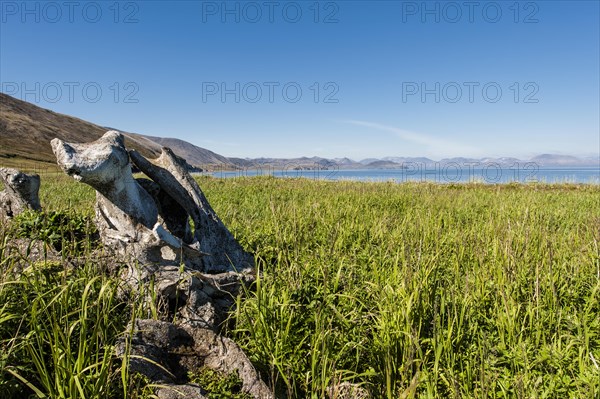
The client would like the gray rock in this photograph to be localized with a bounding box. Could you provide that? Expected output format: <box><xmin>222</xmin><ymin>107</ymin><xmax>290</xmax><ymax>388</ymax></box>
<box><xmin>118</xmin><ymin>319</ymin><xmax>273</xmax><ymax>399</ymax></box>
<box><xmin>155</xmin><ymin>384</ymin><xmax>208</xmax><ymax>399</ymax></box>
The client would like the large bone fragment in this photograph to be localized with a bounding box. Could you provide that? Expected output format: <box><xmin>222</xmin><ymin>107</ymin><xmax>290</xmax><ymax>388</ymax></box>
<box><xmin>130</xmin><ymin>148</ymin><xmax>253</xmax><ymax>273</ymax></box>
<box><xmin>51</xmin><ymin>131</ymin><xmax>159</xmax><ymax>231</ymax></box>
<box><xmin>50</xmin><ymin>131</ymin><xmax>198</xmax><ymax>267</ymax></box>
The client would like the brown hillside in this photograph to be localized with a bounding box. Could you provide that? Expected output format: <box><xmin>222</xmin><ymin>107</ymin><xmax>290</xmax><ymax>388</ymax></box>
<box><xmin>0</xmin><ymin>93</ymin><xmax>161</xmax><ymax>163</ymax></box>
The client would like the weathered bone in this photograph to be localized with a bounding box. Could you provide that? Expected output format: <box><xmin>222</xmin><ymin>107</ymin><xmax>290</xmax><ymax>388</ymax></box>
<box><xmin>0</xmin><ymin>167</ymin><xmax>41</xmax><ymax>219</ymax></box>
<box><xmin>51</xmin><ymin>131</ymin><xmax>267</xmax><ymax>397</ymax></box>
<box><xmin>51</xmin><ymin>131</ymin><xmax>158</xmax><ymax>230</ymax></box>
<box><xmin>50</xmin><ymin>131</ymin><xmax>200</xmax><ymax>266</ymax></box>
<box><xmin>129</xmin><ymin>148</ymin><xmax>254</xmax><ymax>273</ymax></box>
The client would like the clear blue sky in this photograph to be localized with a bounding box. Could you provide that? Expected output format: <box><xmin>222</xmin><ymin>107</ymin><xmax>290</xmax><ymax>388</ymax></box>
<box><xmin>1</xmin><ymin>1</ymin><xmax>598</xmax><ymax>160</ymax></box>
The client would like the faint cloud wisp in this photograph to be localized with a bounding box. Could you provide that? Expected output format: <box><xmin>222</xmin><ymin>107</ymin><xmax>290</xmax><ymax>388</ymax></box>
<box><xmin>342</xmin><ymin>120</ymin><xmax>483</xmax><ymax>158</ymax></box>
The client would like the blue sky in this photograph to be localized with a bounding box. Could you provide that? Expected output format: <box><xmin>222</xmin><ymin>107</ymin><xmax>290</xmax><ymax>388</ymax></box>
<box><xmin>1</xmin><ymin>1</ymin><xmax>599</xmax><ymax>160</ymax></box>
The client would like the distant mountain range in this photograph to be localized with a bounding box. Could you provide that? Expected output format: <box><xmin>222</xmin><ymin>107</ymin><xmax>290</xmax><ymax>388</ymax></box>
<box><xmin>1</xmin><ymin>93</ymin><xmax>598</xmax><ymax>170</ymax></box>
<box><xmin>218</xmin><ymin>154</ymin><xmax>599</xmax><ymax>170</ymax></box>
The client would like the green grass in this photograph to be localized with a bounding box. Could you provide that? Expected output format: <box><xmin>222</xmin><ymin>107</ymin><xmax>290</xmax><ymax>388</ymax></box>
<box><xmin>0</xmin><ymin>211</ymin><xmax>134</xmax><ymax>398</ymax></box>
<box><xmin>1</xmin><ymin>174</ymin><xmax>599</xmax><ymax>398</ymax></box>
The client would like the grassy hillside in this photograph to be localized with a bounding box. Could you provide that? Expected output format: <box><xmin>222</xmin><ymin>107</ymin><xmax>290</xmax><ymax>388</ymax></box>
<box><xmin>1</xmin><ymin>176</ymin><xmax>599</xmax><ymax>398</ymax></box>
<box><xmin>0</xmin><ymin>93</ymin><xmax>162</xmax><ymax>163</ymax></box>
<box><xmin>0</xmin><ymin>94</ymin><xmax>240</xmax><ymax>169</ymax></box>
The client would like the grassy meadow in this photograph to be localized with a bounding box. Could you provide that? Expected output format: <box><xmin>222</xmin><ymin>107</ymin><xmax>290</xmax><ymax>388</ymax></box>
<box><xmin>1</xmin><ymin>173</ymin><xmax>599</xmax><ymax>398</ymax></box>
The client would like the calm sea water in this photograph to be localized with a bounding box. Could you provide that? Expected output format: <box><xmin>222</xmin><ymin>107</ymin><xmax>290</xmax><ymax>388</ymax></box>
<box><xmin>212</xmin><ymin>166</ymin><xmax>600</xmax><ymax>184</ymax></box>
